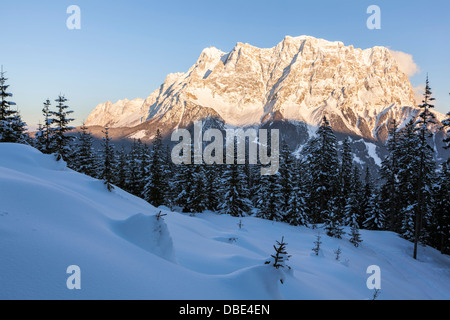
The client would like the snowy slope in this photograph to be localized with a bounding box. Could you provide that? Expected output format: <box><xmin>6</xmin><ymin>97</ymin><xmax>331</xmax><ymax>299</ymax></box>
<box><xmin>1</xmin><ymin>143</ymin><xmax>449</xmax><ymax>300</ymax></box>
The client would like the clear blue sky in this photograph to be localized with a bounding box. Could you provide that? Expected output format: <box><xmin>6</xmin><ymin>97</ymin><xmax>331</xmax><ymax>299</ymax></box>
<box><xmin>1</xmin><ymin>0</ymin><xmax>449</xmax><ymax>128</ymax></box>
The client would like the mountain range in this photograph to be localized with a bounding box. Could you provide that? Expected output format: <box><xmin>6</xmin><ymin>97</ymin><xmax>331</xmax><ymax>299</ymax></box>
<box><xmin>84</xmin><ymin>35</ymin><xmax>448</xmax><ymax>166</ymax></box>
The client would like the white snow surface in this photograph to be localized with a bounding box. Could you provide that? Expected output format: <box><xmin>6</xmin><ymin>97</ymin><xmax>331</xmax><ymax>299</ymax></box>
<box><xmin>0</xmin><ymin>143</ymin><xmax>449</xmax><ymax>300</ymax></box>
<box><xmin>362</xmin><ymin>140</ymin><xmax>383</xmax><ymax>167</ymax></box>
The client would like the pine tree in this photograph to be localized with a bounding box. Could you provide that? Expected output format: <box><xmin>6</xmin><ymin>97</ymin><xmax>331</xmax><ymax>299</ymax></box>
<box><xmin>397</xmin><ymin>120</ymin><xmax>420</xmax><ymax>206</ymax></box>
<box><xmin>324</xmin><ymin>207</ymin><xmax>345</xmax><ymax>239</ymax></box>
<box><xmin>249</xmin><ymin>162</ymin><xmax>262</xmax><ymax>209</ymax></box>
<box><xmin>163</xmin><ymin>144</ymin><xmax>177</xmax><ymax>210</ymax></box>
<box><xmin>337</xmin><ymin>137</ymin><xmax>354</xmax><ymax>220</ymax></box>
<box><xmin>440</xmin><ymin>111</ymin><xmax>450</xmax><ymax>150</ymax></box>
<box><xmin>360</xmin><ymin>166</ymin><xmax>374</xmax><ymax>228</ymax></box>
<box><xmin>139</xmin><ymin>142</ymin><xmax>151</xmax><ymax>198</ymax></box>
<box><xmin>412</xmin><ymin>75</ymin><xmax>437</xmax><ymax>259</ymax></box>
<box><xmin>349</xmin><ymin>222</ymin><xmax>363</xmax><ymax>247</ymax></box>
<box><xmin>35</xmin><ymin>99</ymin><xmax>54</xmax><ymax>153</ymax></box>
<box><xmin>302</xmin><ymin>116</ymin><xmax>339</xmax><ymax>224</ymax></box>
<box><xmin>265</xmin><ymin>236</ymin><xmax>291</xmax><ymax>269</ymax></box>
<box><xmin>0</xmin><ymin>67</ymin><xmax>27</xmax><ymax>143</ymax></box>
<box><xmin>431</xmin><ymin>161</ymin><xmax>450</xmax><ymax>254</ymax></box>
<box><xmin>100</xmin><ymin>126</ymin><xmax>116</xmax><ymax>192</ymax></box>
<box><xmin>265</xmin><ymin>236</ymin><xmax>291</xmax><ymax>284</ymax></box>
<box><xmin>72</xmin><ymin>124</ymin><xmax>97</xmax><ymax>177</ymax></box>
<box><xmin>344</xmin><ymin>165</ymin><xmax>362</xmax><ymax>227</ymax></box>
<box><xmin>204</xmin><ymin>163</ymin><xmax>220</xmax><ymax>211</ymax></box>
<box><xmin>255</xmin><ymin>171</ymin><xmax>282</xmax><ymax>221</ymax></box>
<box><xmin>400</xmin><ymin>204</ymin><xmax>416</xmax><ymax>241</ymax></box>
<box><xmin>363</xmin><ymin>192</ymin><xmax>385</xmax><ymax>230</ymax></box>
<box><xmin>126</xmin><ymin>139</ymin><xmax>144</xmax><ymax>196</ymax></box>
<box><xmin>8</xmin><ymin>111</ymin><xmax>28</xmax><ymax>144</ymax></box>
<box><xmin>395</xmin><ymin>121</ymin><xmax>420</xmax><ymax>242</ymax></box>
<box><xmin>219</xmin><ymin>144</ymin><xmax>252</xmax><ymax>217</ymax></box>
<box><xmin>115</xmin><ymin>147</ymin><xmax>128</xmax><ymax>190</ymax></box>
<box><xmin>34</xmin><ymin>122</ymin><xmax>46</xmax><ymax>151</ymax></box>
<box><xmin>172</xmin><ymin>143</ymin><xmax>199</xmax><ymax>213</ymax></box>
<box><xmin>279</xmin><ymin>140</ymin><xmax>294</xmax><ymax>217</ymax></box>
<box><xmin>312</xmin><ymin>232</ymin><xmax>322</xmax><ymax>256</ymax></box>
<box><xmin>189</xmin><ymin>163</ymin><xmax>208</xmax><ymax>213</ymax></box>
<box><xmin>380</xmin><ymin>120</ymin><xmax>401</xmax><ymax>232</ymax></box>
<box><xmin>144</xmin><ymin>129</ymin><xmax>166</xmax><ymax>207</ymax></box>
<box><xmin>49</xmin><ymin>95</ymin><xmax>75</xmax><ymax>161</ymax></box>
<box><xmin>334</xmin><ymin>247</ymin><xmax>342</xmax><ymax>260</ymax></box>
<box><xmin>284</xmin><ymin>159</ymin><xmax>308</xmax><ymax>226</ymax></box>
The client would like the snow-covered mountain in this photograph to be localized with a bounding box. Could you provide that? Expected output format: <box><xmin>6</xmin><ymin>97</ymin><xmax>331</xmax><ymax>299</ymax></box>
<box><xmin>1</xmin><ymin>143</ymin><xmax>449</xmax><ymax>299</ymax></box>
<box><xmin>85</xmin><ymin>35</ymin><xmax>445</xmax><ymax>144</ymax></box>
<box><xmin>85</xmin><ymin>98</ymin><xmax>146</xmax><ymax>128</ymax></box>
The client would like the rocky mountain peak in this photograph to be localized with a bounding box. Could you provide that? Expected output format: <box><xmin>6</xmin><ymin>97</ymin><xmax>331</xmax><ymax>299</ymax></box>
<box><xmin>85</xmin><ymin>35</ymin><xmax>443</xmax><ymax>145</ymax></box>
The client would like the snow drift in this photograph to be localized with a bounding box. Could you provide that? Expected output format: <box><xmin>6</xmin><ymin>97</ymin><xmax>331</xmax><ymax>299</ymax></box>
<box><xmin>0</xmin><ymin>143</ymin><xmax>449</xmax><ymax>299</ymax></box>
<box><xmin>112</xmin><ymin>213</ymin><xmax>176</xmax><ymax>263</ymax></box>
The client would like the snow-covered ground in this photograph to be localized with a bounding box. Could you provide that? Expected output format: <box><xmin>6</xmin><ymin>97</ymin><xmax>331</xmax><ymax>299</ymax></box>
<box><xmin>0</xmin><ymin>143</ymin><xmax>449</xmax><ymax>300</ymax></box>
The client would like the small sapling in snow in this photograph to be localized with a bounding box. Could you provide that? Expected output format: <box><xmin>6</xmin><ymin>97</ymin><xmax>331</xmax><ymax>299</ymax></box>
<box><xmin>265</xmin><ymin>236</ymin><xmax>291</xmax><ymax>283</ymax></box>
<box><xmin>312</xmin><ymin>232</ymin><xmax>322</xmax><ymax>256</ymax></box>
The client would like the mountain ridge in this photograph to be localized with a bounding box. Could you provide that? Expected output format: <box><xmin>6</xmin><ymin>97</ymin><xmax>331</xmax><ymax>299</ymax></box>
<box><xmin>85</xmin><ymin>35</ymin><xmax>446</xmax><ymax>147</ymax></box>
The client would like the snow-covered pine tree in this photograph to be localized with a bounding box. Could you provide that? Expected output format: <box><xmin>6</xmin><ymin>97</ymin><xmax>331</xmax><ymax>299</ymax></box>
<box><xmin>189</xmin><ymin>162</ymin><xmax>208</xmax><ymax>213</ymax></box>
<box><xmin>255</xmin><ymin>170</ymin><xmax>282</xmax><ymax>221</ymax></box>
<box><xmin>172</xmin><ymin>142</ymin><xmax>199</xmax><ymax>214</ymax></box>
<box><xmin>363</xmin><ymin>192</ymin><xmax>385</xmax><ymax>230</ymax></box>
<box><xmin>349</xmin><ymin>222</ymin><xmax>363</xmax><ymax>247</ymax></box>
<box><xmin>144</xmin><ymin>129</ymin><xmax>166</xmax><ymax>207</ymax></box>
<box><xmin>248</xmin><ymin>161</ymin><xmax>262</xmax><ymax>209</ymax></box>
<box><xmin>284</xmin><ymin>158</ymin><xmax>308</xmax><ymax>226</ymax></box>
<box><xmin>380</xmin><ymin>120</ymin><xmax>401</xmax><ymax>232</ymax></box>
<box><xmin>300</xmin><ymin>136</ymin><xmax>318</xmax><ymax>217</ymax></box>
<box><xmin>264</xmin><ymin>236</ymin><xmax>291</xmax><ymax>284</ymax></box>
<box><xmin>302</xmin><ymin>116</ymin><xmax>339</xmax><ymax>224</ymax></box>
<box><xmin>312</xmin><ymin>232</ymin><xmax>322</xmax><ymax>256</ymax></box>
<box><xmin>100</xmin><ymin>125</ymin><xmax>116</xmax><ymax>192</ymax></box>
<box><xmin>337</xmin><ymin>137</ymin><xmax>354</xmax><ymax>220</ymax></box>
<box><xmin>344</xmin><ymin>165</ymin><xmax>363</xmax><ymax>227</ymax></box>
<box><xmin>115</xmin><ymin>147</ymin><xmax>128</xmax><ymax>190</ymax></box>
<box><xmin>324</xmin><ymin>205</ymin><xmax>345</xmax><ymax>239</ymax></box>
<box><xmin>125</xmin><ymin>139</ymin><xmax>144</xmax><ymax>196</ymax></box>
<box><xmin>35</xmin><ymin>99</ymin><xmax>54</xmax><ymax>153</ymax></box>
<box><xmin>138</xmin><ymin>139</ymin><xmax>152</xmax><ymax>199</ymax></box>
<box><xmin>412</xmin><ymin>75</ymin><xmax>437</xmax><ymax>259</ymax></box>
<box><xmin>34</xmin><ymin>122</ymin><xmax>46</xmax><ymax>151</ymax></box>
<box><xmin>278</xmin><ymin>140</ymin><xmax>294</xmax><ymax>218</ymax></box>
<box><xmin>0</xmin><ymin>67</ymin><xmax>27</xmax><ymax>143</ymax></box>
<box><xmin>219</xmin><ymin>142</ymin><xmax>252</xmax><ymax>217</ymax></box>
<box><xmin>441</xmin><ymin>111</ymin><xmax>450</xmax><ymax>150</ymax></box>
<box><xmin>49</xmin><ymin>95</ymin><xmax>74</xmax><ymax>161</ymax></box>
<box><xmin>8</xmin><ymin>111</ymin><xmax>28</xmax><ymax>144</ymax></box>
<box><xmin>253</xmin><ymin>130</ymin><xmax>283</xmax><ymax>221</ymax></box>
<box><xmin>334</xmin><ymin>247</ymin><xmax>342</xmax><ymax>260</ymax></box>
<box><xmin>359</xmin><ymin>166</ymin><xmax>374</xmax><ymax>228</ymax></box>
<box><xmin>72</xmin><ymin>124</ymin><xmax>97</xmax><ymax>177</ymax></box>
<box><xmin>396</xmin><ymin>120</ymin><xmax>421</xmax><ymax>241</ymax></box>
<box><xmin>431</xmin><ymin>161</ymin><xmax>450</xmax><ymax>254</ymax></box>
<box><xmin>242</xmin><ymin>156</ymin><xmax>254</xmax><ymax>200</ymax></box>
<box><xmin>437</xmin><ymin>104</ymin><xmax>449</xmax><ymax>249</ymax></box>
<box><xmin>400</xmin><ymin>204</ymin><xmax>416</xmax><ymax>241</ymax></box>
<box><xmin>204</xmin><ymin>163</ymin><xmax>220</xmax><ymax>211</ymax></box>
<box><xmin>163</xmin><ymin>144</ymin><xmax>177</xmax><ymax>210</ymax></box>
<box><xmin>265</xmin><ymin>236</ymin><xmax>291</xmax><ymax>272</ymax></box>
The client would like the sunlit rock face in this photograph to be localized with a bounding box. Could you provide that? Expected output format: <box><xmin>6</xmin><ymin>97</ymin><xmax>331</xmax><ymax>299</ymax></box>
<box><xmin>86</xmin><ymin>35</ymin><xmax>445</xmax><ymax>145</ymax></box>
